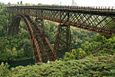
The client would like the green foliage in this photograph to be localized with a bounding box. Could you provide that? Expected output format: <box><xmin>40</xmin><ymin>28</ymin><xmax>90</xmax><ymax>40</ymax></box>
<box><xmin>64</xmin><ymin>52</ymin><xmax>76</xmax><ymax>61</ymax></box>
<box><xmin>71</xmin><ymin>28</ymin><xmax>96</xmax><ymax>48</ymax></box>
<box><xmin>0</xmin><ymin>35</ymin><xmax>33</xmax><ymax>61</ymax></box>
<box><xmin>9</xmin><ymin>54</ymin><xmax>115</xmax><ymax>77</ymax></box>
<box><xmin>64</xmin><ymin>48</ymin><xmax>86</xmax><ymax>61</ymax></box>
<box><xmin>0</xmin><ymin>3</ymin><xmax>8</xmax><ymax>36</ymax></box>
<box><xmin>44</xmin><ymin>21</ymin><xmax>57</xmax><ymax>43</ymax></box>
<box><xmin>0</xmin><ymin>63</ymin><xmax>11</xmax><ymax>77</ymax></box>
<box><xmin>64</xmin><ymin>34</ymin><xmax>115</xmax><ymax>61</ymax></box>
<box><xmin>0</xmin><ymin>53</ymin><xmax>114</xmax><ymax>77</ymax></box>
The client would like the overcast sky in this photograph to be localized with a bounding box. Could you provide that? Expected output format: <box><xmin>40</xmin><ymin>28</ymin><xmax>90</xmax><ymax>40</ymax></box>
<box><xmin>0</xmin><ymin>0</ymin><xmax>115</xmax><ymax>7</ymax></box>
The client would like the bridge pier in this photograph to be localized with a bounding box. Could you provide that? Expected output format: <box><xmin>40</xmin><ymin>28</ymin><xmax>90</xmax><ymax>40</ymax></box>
<box><xmin>54</xmin><ymin>24</ymin><xmax>71</xmax><ymax>53</ymax></box>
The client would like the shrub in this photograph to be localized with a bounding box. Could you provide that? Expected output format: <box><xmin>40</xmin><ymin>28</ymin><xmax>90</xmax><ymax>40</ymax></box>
<box><xmin>64</xmin><ymin>48</ymin><xmax>86</xmax><ymax>61</ymax></box>
<box><xmin>0</xmin><ymin>62</ymin><xmax>11</xmax><ymax>77</ymax></box>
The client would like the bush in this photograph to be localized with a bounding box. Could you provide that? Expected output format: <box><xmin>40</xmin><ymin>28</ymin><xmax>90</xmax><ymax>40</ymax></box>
<box><xmin>0</xmin><ymin>63</ymin><xmax>11</xmax><ymax>77</ymax></box>
<box><xmin>64</xmin><ymin>48</ymin><xmax>86</xmax><ymax>61</ymax></box>
<box><xmin>10</xmin><ymin>54</ymin><xmax>115</xmax><ymax>77</ymax></box>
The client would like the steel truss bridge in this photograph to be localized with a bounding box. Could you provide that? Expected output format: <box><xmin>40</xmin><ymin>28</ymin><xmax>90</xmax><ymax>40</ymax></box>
<box><xmin>7</xmin><ymin>5</ymin><xmax>115</xmax><ymax>63</ymax></box>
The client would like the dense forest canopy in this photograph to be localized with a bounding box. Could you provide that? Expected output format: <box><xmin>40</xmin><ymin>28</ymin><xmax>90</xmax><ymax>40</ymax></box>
<box><xmin>0</xmin><ymin>3</ymin><xmax>115</xmax><ymax>77</ymax></box>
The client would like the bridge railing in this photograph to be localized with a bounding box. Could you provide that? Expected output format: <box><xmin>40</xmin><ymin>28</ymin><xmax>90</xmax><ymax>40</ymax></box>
<box><xmin>7</xmin><ymin>5</ymin><xmax>115</xmax><ymax>16</ymax></box>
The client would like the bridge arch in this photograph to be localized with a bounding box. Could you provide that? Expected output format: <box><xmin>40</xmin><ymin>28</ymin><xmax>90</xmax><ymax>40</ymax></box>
<box><xmin>8</xmin><ymin>14</ymin><xmax>56</xmax><ymax>63</ymax></box>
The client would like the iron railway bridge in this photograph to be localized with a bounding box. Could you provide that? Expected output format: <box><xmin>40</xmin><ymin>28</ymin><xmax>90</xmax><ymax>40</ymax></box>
<box><xmin>7</xmin><ymin>5</ymin><xmax>115</xmax><ymax>63</ymax></box>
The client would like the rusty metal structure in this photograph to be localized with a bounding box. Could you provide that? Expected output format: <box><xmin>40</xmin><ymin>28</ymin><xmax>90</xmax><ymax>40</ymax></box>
<box><xmin>7</xmin><ymin>5</ymin><xmax>115</xmax><ymax>63</ymax></box>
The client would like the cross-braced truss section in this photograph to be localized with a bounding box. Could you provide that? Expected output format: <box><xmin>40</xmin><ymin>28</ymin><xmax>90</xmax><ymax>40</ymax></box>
<box><xmin>7</xmin><ymin>6</ymin><xmax>115</xmax><ymax>36</ymax></box>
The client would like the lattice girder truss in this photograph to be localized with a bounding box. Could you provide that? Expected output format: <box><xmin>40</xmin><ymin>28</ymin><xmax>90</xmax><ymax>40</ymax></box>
<box><xmin>7</xmin><ymin>6</ymin><xmax>115</xmax><ymax>36</ymax></box>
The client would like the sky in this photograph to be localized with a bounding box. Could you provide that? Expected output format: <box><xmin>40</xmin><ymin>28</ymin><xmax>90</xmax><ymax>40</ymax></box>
<box><xmin>0</xmin><ymin>0</ymin><xmax>115</xmax><ymax>7</ymax></box>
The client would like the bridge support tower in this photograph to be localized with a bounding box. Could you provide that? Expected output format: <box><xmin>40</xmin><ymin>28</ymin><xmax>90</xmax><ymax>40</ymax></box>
<box><xmin>54</xmin><ymin>24</ymin><xmax>71</xmax><ymax>54</ymax></box>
